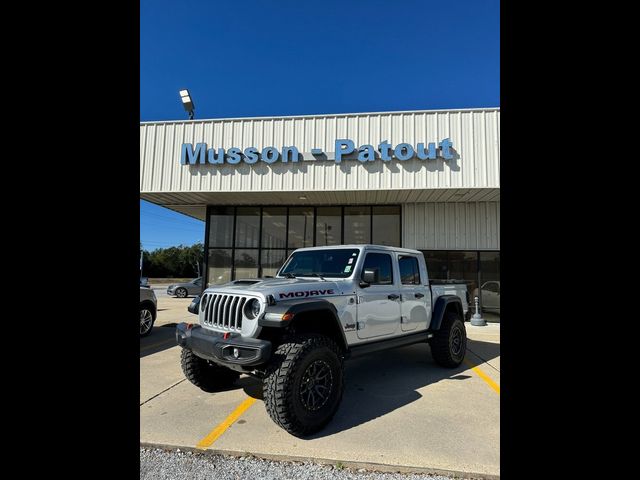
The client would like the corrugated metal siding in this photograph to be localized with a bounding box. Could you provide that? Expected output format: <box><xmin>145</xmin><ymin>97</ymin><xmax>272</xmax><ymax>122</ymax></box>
<box><xmin>403</xmin><ymin>202</ymin><xmax>500</xmax><ymax>250</ymax></box>
<box><xmin>140</xmin><ymin>108</ymin><xmax>500</xmax><ymax>194</ymax></box>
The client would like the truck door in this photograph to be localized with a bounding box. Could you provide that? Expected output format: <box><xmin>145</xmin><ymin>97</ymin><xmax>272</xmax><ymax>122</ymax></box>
<box><xmin>356</xmin><ymin>251</ymin><xmax>401</xmax><ymax>339</ymax></box>
<box><xmin>398</xmin><ymin>254</ymin><xmax>429</xmax><ymax>332</ymax></box>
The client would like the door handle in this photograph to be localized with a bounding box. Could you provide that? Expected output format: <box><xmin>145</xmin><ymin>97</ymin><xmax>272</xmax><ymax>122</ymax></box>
<box><xmin>388</xmin><ymin>294</ymin><xmax>400</xmax><ymax>300</ymax></box>
<box><xmin>414</xmin><ymin>293</ymin><xmax>425</xmax><ymax>298</ymax></box>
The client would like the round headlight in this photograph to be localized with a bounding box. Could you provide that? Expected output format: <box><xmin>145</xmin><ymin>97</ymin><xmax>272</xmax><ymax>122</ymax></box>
<box><xmin>244</xmin><ymin>298</ymin><xmax>261</xmax><ymax>319</ymax></box>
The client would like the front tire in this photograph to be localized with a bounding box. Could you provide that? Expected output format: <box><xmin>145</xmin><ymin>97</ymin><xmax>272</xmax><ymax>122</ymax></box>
<box><xmin>176</xmin><ymin>288</ymin><xmax>188</xmax><ymax>298</ymax></box>
<box><xmin>430</xmin><ymin>311</ymin><xmax>467</xmax><ymax>368</ymax></box>
<box><xmin>263</xmin><ymin>334</ymin><xmax>344</xmax><ymax>437</ymax></box>
<box><xmin>180</xmin><ymin>349</ymin><xmax>239</xmax><ymax>392</ymax></box>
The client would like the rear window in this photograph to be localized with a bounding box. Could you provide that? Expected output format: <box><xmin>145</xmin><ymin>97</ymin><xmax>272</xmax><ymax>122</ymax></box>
<box><xmin>399</xmin><ymin>256</ymin><xmax>421</xmax><ymax>285</ymax></box>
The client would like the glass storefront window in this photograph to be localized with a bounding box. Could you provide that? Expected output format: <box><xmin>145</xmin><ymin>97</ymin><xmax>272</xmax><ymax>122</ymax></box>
<box><xmin>208</xmin><ymin>207</ymin><xmax>234</xmax><ymax>247</ymax></box>
<box><xmin>344</xmin><ymin>206</ymin><xmax>371</xmax><ymax>244</ymax></box>
<box><xmin>235</xmin><ymin>207</ymin><xmax>260</xmax><ymax>248</ymax></box>
<box><xmin>207</xmin><ymin>249</ymin><xmax>232</xmax><ymax>285</ymax></box>
<box><xmin>288</xmin><ymin>207</ymin><xmax>314</xmax><ymax>248</ymax></box>
<box><xmin>423</xmin><ymin>251</ymin><xmax>449</xmax><ymax>280</ymax></box>
<box><xmin>372</xmin><ymin>206</ymin><xmax>401</xmax><ymax>246</ymax></box>
<box><xmin>234</xmin><ymin>249</ymin><xmax>259</xmax><ymax>279</ymax></box>
<box><xmin>262</xmin><ymin>207</ymin><xmax>287</xmax><ymax>249</ymax></box>
<box><xmin>316</xmin><ymin>207</ymin><xmax>342</xmax><ymax>246</ymax></box>
<box><xmin>480</xmin><ymin>252</ymin><xmax>500</xmax><ymax>317</ymax></box>
<box><xmin>261</xmin><ymin>249</ymin><xmax>286</xmax><ymax>277</ymax></box>
<box><xmin>449</xmin><ymin>251</ymin><xmax>479</xmax><ymax>301</ymax></box>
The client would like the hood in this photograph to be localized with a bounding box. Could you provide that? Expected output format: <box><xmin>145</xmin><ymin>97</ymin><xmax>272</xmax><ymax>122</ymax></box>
<box><xmin>203</xmin><ymin>277</ymin><xmax>349</xmax><ymax>302</ymax></box>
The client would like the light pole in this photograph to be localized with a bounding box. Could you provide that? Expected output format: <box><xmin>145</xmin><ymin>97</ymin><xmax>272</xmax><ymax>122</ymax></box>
<box><xmin>179</xmin><ymin>89</ymin><xmax>195</xmax><ymax>120</ymax></box>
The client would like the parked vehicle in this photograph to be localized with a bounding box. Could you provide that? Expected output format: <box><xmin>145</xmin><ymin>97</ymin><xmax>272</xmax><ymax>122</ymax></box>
<box><xmin>176</xmin><ymin>245</ymin><xmax>469</xmax><ymax>437</ymax></box>
<box><xmin>140</xmin><ymin>286</ymin><xmax>157</xmax><ymax>337</ymax></box>
<box><xmin>167</xmin><ymin>277</ymin><xmax>203</xmax><ymax>298</ymax></box>
<box><xmin>472</xmin><ymin>281</ymin><xmax>500</xmax><ymax>314</ymax></box>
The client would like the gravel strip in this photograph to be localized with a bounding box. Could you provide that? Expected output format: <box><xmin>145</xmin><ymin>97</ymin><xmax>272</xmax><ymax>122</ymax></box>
<box><xmin>140</xmin><ymin>447</ymin><xmax>457</xmax><ymax>480</ymax></box>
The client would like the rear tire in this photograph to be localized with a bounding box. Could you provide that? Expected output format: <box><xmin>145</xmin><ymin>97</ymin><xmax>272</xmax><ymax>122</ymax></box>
<box><xmin>430</xmin><ymin>311</ymin><xmax>467</xmax><ymax>368</ymax></box>
<box><xmin>180</xmin><ymin>349</ymin><xmax>239</xmax><ymax>392</ymax></box>
<box><xmin>263</xmin><ymin>334</ymin><xmax>344</xmax><ymax>437</ymax></box>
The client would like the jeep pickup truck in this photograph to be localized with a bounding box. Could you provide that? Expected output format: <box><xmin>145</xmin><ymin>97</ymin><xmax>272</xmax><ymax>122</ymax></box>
<box><xmin>176</xmin><ymin>245</ymin><xmax>469</xmax><ymax>437</ymax></box>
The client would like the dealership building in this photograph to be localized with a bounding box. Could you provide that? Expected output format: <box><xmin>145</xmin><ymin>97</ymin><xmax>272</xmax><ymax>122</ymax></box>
<box><xmin>140</xmin><ymin>107</ymin><xmax>500</xmax><ymax>316</ymax></box>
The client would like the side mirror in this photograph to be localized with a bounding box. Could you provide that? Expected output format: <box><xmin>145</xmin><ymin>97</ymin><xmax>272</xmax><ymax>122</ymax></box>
<box><xmin>188</xmin><ymin>296</ymin><xmax>200</xmax><ymax>314</ymax></box>
<box><xmin>360</xmin><ymin>268</ymin><xmax>378</xmax><ymax>287</ymax></box>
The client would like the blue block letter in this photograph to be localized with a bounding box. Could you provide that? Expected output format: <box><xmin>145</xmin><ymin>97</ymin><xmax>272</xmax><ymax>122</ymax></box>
<box><xmin>335</xmin><ymin>139</ymin><xmax>355</xmax><ymax>164</ymax></box>
<box><xmin>181</xmin><ymin>143</ymin><xmax>207</xmax><ymax>165</ymax></box>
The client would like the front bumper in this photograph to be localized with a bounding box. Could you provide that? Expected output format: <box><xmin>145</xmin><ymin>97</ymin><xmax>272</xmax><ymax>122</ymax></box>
<box><xmin>167</xmin><ymin>288</ymin><xmax>175</xmax><ymax>295</ymax></box>
<box><xmin>175</xmin><ymin>323</ymin><xmax>272</xmax><ymax>368</ymax></box>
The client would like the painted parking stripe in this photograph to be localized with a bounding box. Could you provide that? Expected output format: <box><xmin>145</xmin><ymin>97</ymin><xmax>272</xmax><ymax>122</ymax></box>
<box><xmin>464</xmin><ymin>359</ymin><xmax>500</xmax><ymax>395</ymax></box>
<box><xmin>196</xmin><ymin>397</ymin><xmax>257</xmax><ymax>449</ymax></box>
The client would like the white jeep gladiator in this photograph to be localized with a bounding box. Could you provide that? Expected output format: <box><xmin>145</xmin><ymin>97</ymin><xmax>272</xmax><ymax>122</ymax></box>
<box><xmin>176</xmin><ymin>245</ymin><xmax>469</xmax><ymax>437</ymax></box>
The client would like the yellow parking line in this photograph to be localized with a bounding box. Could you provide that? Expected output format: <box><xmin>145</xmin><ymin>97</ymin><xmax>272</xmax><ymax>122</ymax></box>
<box><xmin>196</xmin><ymin>397</ymin><xmax>256</xmax><ymax>449</ymax></box>
<box><xmin>464</xmin><ymin>359</ymin><xmax>500</xmax><ymax>395</ymax></box>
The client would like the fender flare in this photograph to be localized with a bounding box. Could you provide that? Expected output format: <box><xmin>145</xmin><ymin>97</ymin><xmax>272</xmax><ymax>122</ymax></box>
<box><xmin>430</xmin><ymin>295</ymin><xmax>464</xmax><ymax>331</ymax></box>
<box><xmin>259</xmin><ymin>299</ymin><xmax>348</xmax><ymax>350</ymax></box>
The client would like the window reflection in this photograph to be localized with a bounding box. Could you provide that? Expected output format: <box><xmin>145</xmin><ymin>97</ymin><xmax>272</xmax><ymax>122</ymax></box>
<box><xmin>316</xmin><ymin>207</ymin><xmax>341</xmax><ymax>246</ymax></box>
<box><xmin>344</xmin><ymin>206</ymin><xmax>371</xmax><ymax>244</ymax></box>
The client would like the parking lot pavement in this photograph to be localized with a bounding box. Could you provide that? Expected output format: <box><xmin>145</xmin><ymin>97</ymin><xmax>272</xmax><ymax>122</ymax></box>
<box><xmin>140</xmin><ymin>323</ymin><xmax>500</xmax><ymax>478</ymax></box>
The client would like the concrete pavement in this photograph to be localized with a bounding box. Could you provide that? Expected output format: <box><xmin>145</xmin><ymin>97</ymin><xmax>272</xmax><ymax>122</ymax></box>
<box><xmin>140</xmin><ymin>302</ymin><xmax>500</xmax><ymax>478</ymax></box>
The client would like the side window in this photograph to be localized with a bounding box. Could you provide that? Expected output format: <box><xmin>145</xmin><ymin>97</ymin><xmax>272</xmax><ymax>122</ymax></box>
<box><xmin>193</xmin><ymin>278</ymin><xmax>202</xmax><ymax>286</ymax></box>
<box><xmin>398</xmin><ymin>256</ymin><xmax>421</xmax><ymax>285</ymax></box>
<box><xmin>361</xmin><ymin>253</ymin><xmax>393</xmax><ymax>285</ymax></box>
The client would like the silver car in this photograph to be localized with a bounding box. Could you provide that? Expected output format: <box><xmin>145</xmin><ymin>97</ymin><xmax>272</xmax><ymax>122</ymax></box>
<box><xmin>167</xmin><ymin>277</ymin><xmax>203</xmax><ymax>298</ymax></box>
<box><xmin>140</xmin><ymin>286</ymin><xmax>157</xmax><ymax>337</ymax></box>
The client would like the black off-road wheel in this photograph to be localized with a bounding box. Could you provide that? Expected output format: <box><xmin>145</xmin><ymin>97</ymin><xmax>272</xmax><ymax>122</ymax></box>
<box><xmin>430</xmin><ymin>311</ymin><xmax>467</xmax><ymax>368</ymax></box>
<box><xmin>180</xmin><ymin>349</ymin><xmax>239</xmax><ymax>392</ymax></box>
<box><xmin>263</xmin><ymin>334</ymin><xmax>344</xmax><ymax>437</ymax></box>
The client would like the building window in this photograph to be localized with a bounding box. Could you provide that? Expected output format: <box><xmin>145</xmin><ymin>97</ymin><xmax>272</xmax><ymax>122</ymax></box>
<box><xmin>208</xmin><ymin>207</ymin><xmax>234</xmax><ymax>247</ymax></box>
<box><xmin>316</xmin><ymin>207</ymin><xmax>342</xmax><ymax>246</ymax></box>
<box><xmin>234</xmin><ymin>249</ymin><xmax>259</xmax><ymax>279</ymax></box>
<box><xmin>235</xmin><ymin>207</ymin><xmax>260</xmax><ymax>248</ymax></box>
<box><xmin>344</xmin><ymin>206</ymin><xmax>371</xmax><ymax>244</ymax></box>
<box><xmin>421</xmin><ymin>250</ymin><xmax>500</xmax><ymax>320</ymax></box>
<box><xmin>207</xmin><ymin>249</ymin><xmax>232</xmax><ymax>286</ymax></box>
<box><xmin>372</xmin><ymin>206</ymin><xmax>401</xmax><ymax>246</ymax></box>
<box><xmin>288</xmin><ymin>207</ymin><xmax>314</xmax><ymax>248</ymax></box>
<box><xmin>206</xmin><ymin>205</ymin><xmax>401</xmax><ymax>284</ymax></box>
<box><xmin>261</xmin><ymin>207</ymin><xmax>287</xmax><ymax>249</ymax></box>
<box><xmin>261</xmin><ymin>249</ymin><xmax>287</xmax><ymax>278</ymax></box>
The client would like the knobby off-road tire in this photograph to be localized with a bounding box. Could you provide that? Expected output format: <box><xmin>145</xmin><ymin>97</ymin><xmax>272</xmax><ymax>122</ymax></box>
<box><xmin>180</xmin><ymin>349</ymin><xmax>239</xmax><ymax>392</ymax></box>
<box><xmin>263</xmin><ymin>334</ymin><xmax>344</xmax><ymax>437</ymax></box>
<box><xmin>430</xmin><ymin>311</ymin><xmax>467</xmax><ymax>368</ymax></box>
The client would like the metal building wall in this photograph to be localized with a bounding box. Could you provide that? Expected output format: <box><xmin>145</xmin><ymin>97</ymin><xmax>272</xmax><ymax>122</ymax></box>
<box><xmin>140</xmin><ymin>108</ymin><xmax>499</xmax><ymax>195</ymax></box>
<box><xmin>403</xmin><ymin>202</ymin><xmax>500</xmax><ymax>250</ymax></box>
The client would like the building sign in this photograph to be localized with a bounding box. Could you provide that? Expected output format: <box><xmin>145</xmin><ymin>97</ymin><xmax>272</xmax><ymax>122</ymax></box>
<box><xmin>181</xmin><ymin>138</ymin><xmax>454</xmax><ymax>165</ymax></box>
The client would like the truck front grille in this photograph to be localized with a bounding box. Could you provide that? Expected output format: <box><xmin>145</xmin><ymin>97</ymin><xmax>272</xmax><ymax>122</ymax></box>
<box><xmin>201</xmin><ymin>294</ymin><xmax>247</xmax><ymax>331</ymax></box>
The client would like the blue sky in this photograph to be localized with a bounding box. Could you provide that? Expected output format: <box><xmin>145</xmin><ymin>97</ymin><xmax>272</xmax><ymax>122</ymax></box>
<box><xmin>140</xmin><ymin>0</ymin><xmax>500</xmax><ymax>250</ymax></box>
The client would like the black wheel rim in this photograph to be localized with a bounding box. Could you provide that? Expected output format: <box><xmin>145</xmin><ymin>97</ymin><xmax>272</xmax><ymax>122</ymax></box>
<box><xmin>299</xmin><ymin>360</ymin><xmax>333</xmax><ymax>412</ymax></box>
<box><xmin>451</xmin><ymin>325</ymin><xmax>463</xmax><ymax>356</ymax></box>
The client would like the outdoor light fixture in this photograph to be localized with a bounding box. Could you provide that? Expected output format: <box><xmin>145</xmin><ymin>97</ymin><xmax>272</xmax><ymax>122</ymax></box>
<box><xmin>299</xmin><ymin>195</ymin><xmax>307</xmax><ymax>200</ymax></box>
<box><xmin>179</xmin><ymin>89</ymin><xmax>195</xmax><ymax>120</ymax></box>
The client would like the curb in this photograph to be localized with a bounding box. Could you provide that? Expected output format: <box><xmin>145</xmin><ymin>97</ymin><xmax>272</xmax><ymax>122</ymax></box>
<box><xmin>140</xmin><ymin>441</ymin><xmax>500</xmax><ymax>480</ymax></box>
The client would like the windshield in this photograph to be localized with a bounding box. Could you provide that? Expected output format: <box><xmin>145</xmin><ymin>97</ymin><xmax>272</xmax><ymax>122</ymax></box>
<box><xmin>278</xmin><ymin>249</ymin><xmax>360</xmax><ymax>278</ymax></box>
